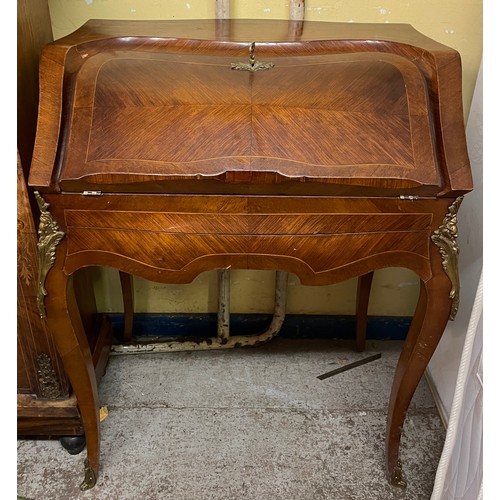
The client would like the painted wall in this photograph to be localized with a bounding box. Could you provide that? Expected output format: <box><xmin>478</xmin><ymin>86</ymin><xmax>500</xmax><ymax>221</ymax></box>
<box><xmin>47</xmin><ymin>0</ymin><xmax>483</xmax><ymax>316</ymax></box>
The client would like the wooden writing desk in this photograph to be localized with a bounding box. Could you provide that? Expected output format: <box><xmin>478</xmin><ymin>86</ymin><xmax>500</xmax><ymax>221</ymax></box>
<box><xmin>28</xmin><ymin>19</ymin><xmax>472</xmax><ymax>490</ymax></box>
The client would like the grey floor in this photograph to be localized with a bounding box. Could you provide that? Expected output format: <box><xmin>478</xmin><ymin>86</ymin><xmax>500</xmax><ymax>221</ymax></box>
<box><xmin>17</xmin><ymin>339</ymin><xmax>445</xmax><ymax>500</ymax></box>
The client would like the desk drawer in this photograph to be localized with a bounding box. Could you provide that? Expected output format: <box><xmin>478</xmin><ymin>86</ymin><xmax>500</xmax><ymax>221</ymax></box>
<box><xmin>63</xmin><ymin>214</ymin><xmax>432</xmax><ymax>284</ymax></box>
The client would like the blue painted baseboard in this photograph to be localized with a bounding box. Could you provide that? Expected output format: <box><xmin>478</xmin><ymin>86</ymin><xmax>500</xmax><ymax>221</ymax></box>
<box><xmin>107</xmin><ymin>313</ymin><xmax>411</xmax><ymax>342</ymax></box>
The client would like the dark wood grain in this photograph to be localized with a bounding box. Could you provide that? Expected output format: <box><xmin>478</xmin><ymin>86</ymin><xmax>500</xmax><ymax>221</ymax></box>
<box><xmin>27</xmin><ymin>19</ymin><xmax>472</xmax><ymax>489</ymax></box>
<box><xmin>17</xmin><ymin>0</ymin><xmax>53</xmax><ymax>179</ymax></box>
<box><xmin>17</xmin><ymin>394</ymin><xmax>84</xmax><ymax>436</ymax></box>
<box><xmin>16</xmin><ymin>0</ymin><xmax>63</xmax><ymax>402</ymax></box>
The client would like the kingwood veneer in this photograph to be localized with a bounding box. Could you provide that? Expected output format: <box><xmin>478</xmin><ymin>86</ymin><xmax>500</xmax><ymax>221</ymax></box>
<box><xmin>28</xmin><ymin>19</ymin><xmax>472</xmax><ymax>490</ymax></box>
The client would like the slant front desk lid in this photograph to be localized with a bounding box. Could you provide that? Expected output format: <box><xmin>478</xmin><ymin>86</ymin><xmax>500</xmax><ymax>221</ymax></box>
<box><xmin>29</xmin><ymin>19</ymin><xmax>472</xmax><ymax>197</ymax></box>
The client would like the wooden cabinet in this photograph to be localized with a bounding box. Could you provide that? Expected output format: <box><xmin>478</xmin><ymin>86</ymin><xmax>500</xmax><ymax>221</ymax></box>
<box><xmin>17</xmin><ymin>0</ymin><xmax>75</xmax><ymax>435</ymax></box>
<box><xmin>28</xmin><ymin>19</ymin><xmax>472</xmax><ymax>490</ymax></box>
<box><xmin>17</xmin><ymin>150</ymin><xmax>79</xmax><ymax>434</ymax></box>
<box><xmin>17</xmin><ymin>0</ymin><xmax>111</xmax><ymax>444</ymax></box>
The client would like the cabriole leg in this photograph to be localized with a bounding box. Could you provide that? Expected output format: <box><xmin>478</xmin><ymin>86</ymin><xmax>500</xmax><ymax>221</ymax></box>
<box><xmin>385</xmin><ymin>274</ymin><xmax>452</xmax><ymax>488</ymax></box>
<box><xmin>43</xmin><ymin>242</ymin><xmax>101</xmax><ymax>490</ymax></box>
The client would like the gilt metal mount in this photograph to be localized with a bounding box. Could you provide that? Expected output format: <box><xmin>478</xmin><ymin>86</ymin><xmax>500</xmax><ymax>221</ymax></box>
<box><xmin>231</xmin><ymin>42</ymin><xmax>275</xmax><ymax>72</ymax></box>
<box><xmin>80</xmin><ymin>459</ymin><xmax>97</xmax><ymax>491</ymax></box>
<box><xmin>34</xmin><ymin>191</ymin><xmax>65</xmax><ymax>318</ymax></box>
<box><xmin>390</xmin><ymin>460</ymin><xmax>407</xmax><ymax>489</ymax></box>
<box><xmin>431</xmin><ymin>196</ymin><xmax>463</xmax><ymax>320</ymax></box>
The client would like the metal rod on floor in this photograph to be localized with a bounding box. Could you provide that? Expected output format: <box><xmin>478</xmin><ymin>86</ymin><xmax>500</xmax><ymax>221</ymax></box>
<box><xmin>111</xmin><ymin>271</ymin><xmax>289</xmax><ymax>355</ymax></box>
<box><xmin>217</xmin><ymin>268</ymin><xmax>230</xmax><ymax>345</ymax></box>
<box><xmin>317</xmin><ymin>353</ymin><xmax>382</xmax><ymax>380</ymax></box>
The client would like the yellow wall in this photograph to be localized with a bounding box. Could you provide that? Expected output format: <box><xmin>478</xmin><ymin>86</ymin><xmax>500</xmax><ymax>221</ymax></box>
<box><xmin>47</xmin><ymin>0</ymin><xmax>483</xmax><ymax>317</ymax></box>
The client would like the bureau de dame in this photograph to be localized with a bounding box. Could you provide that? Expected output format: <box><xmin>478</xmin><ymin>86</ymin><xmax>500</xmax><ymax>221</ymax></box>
<box><xmin>28</xmin><ymin>19</ymin><xmax>472</xmax><ymax>490</ymax></box>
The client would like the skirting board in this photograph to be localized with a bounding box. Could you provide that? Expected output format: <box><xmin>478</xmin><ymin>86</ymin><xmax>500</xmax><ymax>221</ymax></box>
<box><xmin>107</xmin><ymin>313</ymin><xmax>411</xmax><ymax>342</ymax></box>
<box><xmin>424</xmin><ymin>369</ymin><xmax>449</xmax><ymax>429</ymax></box>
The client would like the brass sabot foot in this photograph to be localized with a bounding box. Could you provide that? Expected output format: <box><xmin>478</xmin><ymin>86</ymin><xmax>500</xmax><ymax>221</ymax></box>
<box><xmin>390</xmin><ymin>460</ymin><xmax>407</xmax><ymax>489</ymax></box>
<box><xmin>79</xmin><ymin>459</ymin><xmax>97</xmax><ymax>491</ymax></box>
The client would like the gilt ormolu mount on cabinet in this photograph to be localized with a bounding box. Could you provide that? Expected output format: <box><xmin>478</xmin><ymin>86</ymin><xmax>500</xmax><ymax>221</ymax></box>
<box><xmin>28</xmin><ymin>19</ymin><xmax>472</xmax><ymax>490</ymax></box>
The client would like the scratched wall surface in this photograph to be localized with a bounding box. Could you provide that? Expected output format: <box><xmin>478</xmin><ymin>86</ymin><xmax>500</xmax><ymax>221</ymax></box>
<box><xmin>47</xmin><ymin>0</ymin><xmax>482</xmax><ymax>316</ymax></box>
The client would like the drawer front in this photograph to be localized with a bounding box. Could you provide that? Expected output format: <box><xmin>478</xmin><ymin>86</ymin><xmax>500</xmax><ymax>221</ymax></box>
<box><xmin>65</xmin><ymin>210</ymin><xmax>432</xmax><ymax>235</ymax></box>
<box><xmin>63</xmin><ymin>210</ymin><xmax>433</xmax><ymax>284</ymax></box>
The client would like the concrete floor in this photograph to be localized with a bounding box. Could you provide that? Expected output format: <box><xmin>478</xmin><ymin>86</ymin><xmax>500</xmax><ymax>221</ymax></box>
<box><xmin>17</xmin><ymin>339</ymin><xmax>445</xmax><ymax>499</ymax></box>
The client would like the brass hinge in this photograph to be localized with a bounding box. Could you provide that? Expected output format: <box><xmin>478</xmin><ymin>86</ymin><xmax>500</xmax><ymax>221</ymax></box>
<box><xmin>399</xmin><ymin>195</ymin><xmax>419</xmax><ymax>200</ymax></box>
<box><xmin>82</xmin><ymin>190</ymin><xmax>103</xmax><ymax>196</ymax></box>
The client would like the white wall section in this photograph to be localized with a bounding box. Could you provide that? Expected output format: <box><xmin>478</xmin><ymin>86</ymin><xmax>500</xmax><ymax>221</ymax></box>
<box><xmin>428</xmin><ymin>60</ymin><xmax>483</xmax><ymax>500</ymax></box>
